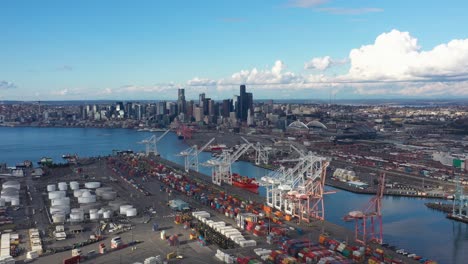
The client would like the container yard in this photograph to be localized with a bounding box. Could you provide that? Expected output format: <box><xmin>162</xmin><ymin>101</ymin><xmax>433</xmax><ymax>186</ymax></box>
<box><xmin>0</xmin><ymin>148</ymin><xmax>445</xmax><ymax>263</ymax></box>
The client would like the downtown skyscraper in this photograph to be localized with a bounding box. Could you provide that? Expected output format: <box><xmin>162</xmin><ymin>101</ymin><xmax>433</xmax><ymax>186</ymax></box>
<box><xmin>177</xmin><ymin>88</ymin><xmax>186</xmax><ymax>115</ymax></box>
<box><xmin>237</xmin><ymin>85</ymin><xmax>253</xmax><ymax>122</ymax></box>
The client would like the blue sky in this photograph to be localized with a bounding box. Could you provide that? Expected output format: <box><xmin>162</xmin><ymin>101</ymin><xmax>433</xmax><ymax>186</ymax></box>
<box><xmin>1</xmin><ymin>0</ymin><xmax>468</xmax><ymax>100</ymax></box>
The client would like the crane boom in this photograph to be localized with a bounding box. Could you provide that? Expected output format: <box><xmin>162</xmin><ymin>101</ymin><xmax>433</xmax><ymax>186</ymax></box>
<box><xmin>156</xmin><ymin>130</ymin><xmax>170</xmax><ymax>142</ymax></box>
<box><xmin>290</xmin><ymin>144</ymin><xmax>306</xmax><ymax>157</ymax></box>
<box><xmin>198</xmin><ymin>138</ymin><xmax>215</xmax><ymax>155</ymax></box>
<box><xmin>230</xmin><ymin>143</ymin><xmax>252</xmax><ymax>162</ymax></box>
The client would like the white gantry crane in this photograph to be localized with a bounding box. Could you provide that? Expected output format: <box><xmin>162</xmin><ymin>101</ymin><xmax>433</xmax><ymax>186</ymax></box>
<box><xmin>261</xmin><ymin>151</ymin><xmax>329</xmax><ymax>223</ymax></box>
<box><xmin>241</xmin><ymin>137</ymin><xmax>271</xmax><ymax>165</ymax></box>
<box><xmin>204</xmin><ymin>142</ymin><xmax>253</xmax><ymax>186</ymax></box>
<box><xmin>452</xmin><ymin>174</ymin><xmax>468</xmax><ymax>220</ymax></box>
<box><xmin>283</xmin><ymin>154</ymin><xmax>329</xmax><ymax>222</ymax></box>
<box><xmin>260</xmin><ymin>144</ymin><xmax>308</xmax><ymax>210</ymax></box>
<box><xmin>138</xmin><ymin>130</ymin><xmax>170</xmax><ymax>156</ymax></box>
<box><xmin>177</xmin><ymin>138</ymin><xmax>215</xmax><ymax>172</ymax></box>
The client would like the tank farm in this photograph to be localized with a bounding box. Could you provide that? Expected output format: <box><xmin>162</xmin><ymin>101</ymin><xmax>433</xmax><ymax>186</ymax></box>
<box><xmin>107</xmin><ymin>154</ymin><xmax>436</xmax><ymax>264</ymax></box>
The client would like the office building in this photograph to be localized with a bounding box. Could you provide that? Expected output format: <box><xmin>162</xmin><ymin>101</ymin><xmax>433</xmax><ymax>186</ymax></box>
<box><xmin>177</xmin><ymin>88</ymin><xmax>186</xmax><ymax>115</ymax></box>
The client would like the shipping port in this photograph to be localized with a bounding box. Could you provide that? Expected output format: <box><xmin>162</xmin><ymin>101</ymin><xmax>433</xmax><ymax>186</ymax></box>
<box><xmin>0</xmin><ymin>149</ymin><xmax>442</xmax><ymax>264</ymax></box>
<box><xmin>0</xmin><ymin>115</ymin><xmax>466</xmax><ymax>264</ymax></box>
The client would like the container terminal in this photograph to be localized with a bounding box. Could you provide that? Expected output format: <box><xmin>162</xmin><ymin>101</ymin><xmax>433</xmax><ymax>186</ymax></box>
<box><xmin>0</xmin><ymin>144</ymin><xmax>443</xmax><ymax>264</ymax></box>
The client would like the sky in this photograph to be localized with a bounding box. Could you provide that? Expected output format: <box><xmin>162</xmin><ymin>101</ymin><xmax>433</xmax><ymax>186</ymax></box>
<box><xmin>1</xmin><ymin>0</ymin><xmax>468</xmax><ymax>101</ymax></box>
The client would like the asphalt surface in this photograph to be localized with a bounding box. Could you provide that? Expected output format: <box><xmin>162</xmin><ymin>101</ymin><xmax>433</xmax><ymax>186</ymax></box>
<box><xmin>14</xmin><ymin>157</ymin><xmax>421</xmax><ymax>264</ymax></box>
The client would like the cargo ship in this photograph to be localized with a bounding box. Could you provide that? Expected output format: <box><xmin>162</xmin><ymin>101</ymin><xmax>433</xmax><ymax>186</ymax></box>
<box><xmin>231</xmin><ymin>173</ymin><xmax>259</xmax><ymax>193</ymax></box>
<box><xmin>209</xmin><ymin>144</ymin><xmax>227</xmax><ymax>151</ymax></box>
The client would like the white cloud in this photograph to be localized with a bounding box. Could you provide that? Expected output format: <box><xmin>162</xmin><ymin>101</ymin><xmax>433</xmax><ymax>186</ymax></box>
<box><xmin>51</xmin><ymin>89</ymin><xmax>69</xmax><ymax>96</ymax></box>
<box><xmin>99</xmin><ymin>88</ymin><xmax>113</xmax><ymax>95</ymax></box>
<box><xmin>187</xmin><ymin>77</ymin><xmax>216</xmax><ymax>86</ymax></box>
<box><xmin>305</xmin><ymin>56</ymin><xmax>332</xmax><ymax>70</ymax></box>
<box><xmin>287</xmin><ymin>0</ymin><xmax>329</xmax><ymax>8</ymax></box>
<box><xmin>119</xmin><ymin>85</ymin><xmax>179</xmax><ymax>93</ymax></box>
<box><xmin>109</xmin><ymin>29</ymin><xmax>468</xmax><ymax>98</ymax></box>
<box><xmin>226</xmin><ymin>60</ymin><xmax>303</xmax><ymax>86</ymax></box>
<box><xmin>0</xmin><ymin>81</ymin><xmax>17</xmax><ymax>90</ymax></box>
<box><xmin>49</xmin><ymin>29</ymin><xmax>463</xmax><ymax>99</ymax></box>
<box><xmin>305</xmin><ymin>56</ymin><xmax>349</xmax><ymax>70</ymax></box>
<box><xmin>345</xmin><ymin>29</ymin><xmax>468</xmax><ymax>82</ymax></box>
<box><xmin>398</xmin><ymin>82</ymin><xmax>468</xmax><ymax>96</ymax></box>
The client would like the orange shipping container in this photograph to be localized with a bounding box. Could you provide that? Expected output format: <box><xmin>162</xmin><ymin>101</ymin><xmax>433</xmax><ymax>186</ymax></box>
<box><xmin>263</xmin><ymin>205</ymin><xmax>272</xmax><ymax>213</ymax></box>
<box><xmin>318</xmin><ymin>234</ymin><xmax>328</xmax><ymax>244</ymax></box>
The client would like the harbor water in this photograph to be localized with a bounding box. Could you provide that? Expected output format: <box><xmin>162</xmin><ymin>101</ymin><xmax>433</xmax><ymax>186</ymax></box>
<box><xmin>0</xmin><ymin>127</ymin><xmax>466</xmax><ymax>263</ymax></box>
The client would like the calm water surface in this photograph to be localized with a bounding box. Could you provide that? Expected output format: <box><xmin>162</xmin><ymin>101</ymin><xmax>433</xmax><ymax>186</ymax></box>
<box><xmin>0</xmin><ymin>127</ymin><xmax>466</xmax><ymax>263</ymax></box>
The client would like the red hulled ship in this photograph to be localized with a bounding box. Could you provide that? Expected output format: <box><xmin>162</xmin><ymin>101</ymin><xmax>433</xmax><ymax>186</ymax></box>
<box><xmin>231</xmin><ymin>173</ymin><xmax>259</xmax><ymax>193</ymax></box>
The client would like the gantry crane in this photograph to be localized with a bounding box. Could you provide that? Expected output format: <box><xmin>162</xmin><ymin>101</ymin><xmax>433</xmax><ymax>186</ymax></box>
<box><xmin>138</xmin><ymin>130</ymin><xmax>170</xmax><ymax>156</ymax></box>
<box><xmin>176</xmin><ymin>124</ymin><xmax>194</xmax><ymax>140</ymax></box>
<box><xmin>282</xmin><ymin>154</ymin><xmax>329</xmax><ymax>222</ymax></box>
<box><xmin>344</xmin><ymin>173</ymin><xmax>385</xmax><ymax>245</ymax></box>
<box><xmin>204</xmin><ymin>143</ymin><xmax>253</xmax><ymax>186</ymax></box>
<box><xmin>451</xmin><ymin>174</ymin><xmax>467</xmax><ymax>220</ymax></box>
<box><xmin>261</xmin><ymin>158</ymin><xmax>308</xmax><ymax>211</ymax></box>
<box><xmin>241</xmin><ymin>137</ymin><xmax>271</xmax><ymax>165</ymax></box>
<box><xmin>177</xmin><ymin>138</ymin><xmax>215</xmax><ymax>172</ymax></box>
<box><xmin>260</xmin><ymin>152</ymin><xmax>329</xmax><ymax>223</ymax></box>
<box><xmin>261</xmin><ymin>144</ymin><xmax>308</xmax><ymax>211</ymax></box>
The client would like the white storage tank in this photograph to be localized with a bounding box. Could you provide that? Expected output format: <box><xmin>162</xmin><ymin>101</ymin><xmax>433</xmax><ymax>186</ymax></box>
<box><xmin>70</xmin><ymin>212</ymin><xmax>84</xmax><ymax>222</ymax></box>
<box><xmin>52</xmin><ymin>213</ymin><xmax>66</xmax><ymax>223</ymax></box>
<box><xmin>84</xmin><ymin>182</ymin><xmax>101</xmax><ymax>189</ymax></box>
<box><xmin>90</xmin><ymin>212</ymin><xmax>99</xmax><ymax>220</ymax></box>
<box><xmin>48</xmin><ymin>191</ymin><xmax>66</xmax><ymax>200</ymax></box>
<box><xmin>1</xmin><ymin>187</ymin><xmax>19</xmax><ymax>196</ymax></box>
<box><xmin>51</xmin><ymin>198</ymin><xmax>70</xmax><ymax>206</ymax></box>
<box><xmin>81</xmin><ymin>190</ymin><xmax>92</xmax><ymax>197</ymax></box>
<box><xmin>73</xmin><ymin>189</ymin><xmax>86</xmax><ymax>198</ymax></box>
<box><xmin>98</xmin><ymin>206</ymin><xmax>112</xmax><ymax>215</ymax></box>
<box><xmin>71</xmin><ymin>208</ymin><xmax>84</xmax><ymax>214</ymax></box>
<box><xmin>1</xmin><ymin>188</ymin><xmax>19</xmax><ymax>202</ymax></box>
<box><xmin>78</xmin><ymin>195</ymin><xmax>97</xmax><ymax>204</ymax></box>
<box><xmin>126</xmin><ymin>208</ymin><xmax>137</xmax><ymax>217</ymax></box>
<box><xmin>69</xmin><ymin>181</ymin><xmax>80</xmax><ymax>190</ymax></box>
<box><xmin>50</xmin><ymin>205</ymin><xmax>70</xmax><ymax>215</ymax></box>
<box><xmin>103</xmin><ymin>210</ymin><xmax>112</xmax><ymax>219</ymax></box>
<box><xmin>101</xmin><ymin>191</ymin><xmax>117</xmax><ymax>201</ymax></box>
<box><xmin>10</xmin><ymin>198</ymin><xmax>20</xmax><ymax>206</ymax></box>
<box><xmin>2</xmin><ymin>180</ymin><xmax>20</xmax><ymax>190</ymax></box>
<box><xmin>96</xmin><ymin>187</ymin><xmax>113</xmax><ymax>196</ymax></box>
<box><xmin>58</xmin><ymin>182</ymin><xmax>68</xmax><ymax>191</ymax></box>
<box><xmin>119</xmin><ymin>205</ymin><xmax>133</xmax><ymax>215</ymax></box>
<box><xmin>47</xmin><ymin>184</ymin><xmax>56</xmax><ymax>192</ymax></box>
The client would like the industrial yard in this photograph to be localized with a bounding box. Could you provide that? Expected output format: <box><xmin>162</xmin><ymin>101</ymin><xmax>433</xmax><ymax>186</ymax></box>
<box><xmin>0</xmin><ymin>122</ymin><xmax>464</xmax><ymax>264</ymax></box>
<box><xmin>0</xmin><ymin>150</ymin><xmax>436</xmax><ymax>264</ymax></box>
<box><xmin>0</xmin><ymin>121</ymin><xmax>465</xmax><ymax>264</ymax></box>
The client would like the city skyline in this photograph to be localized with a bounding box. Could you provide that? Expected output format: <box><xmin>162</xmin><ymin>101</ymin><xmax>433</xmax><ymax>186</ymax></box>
<box><xmin>1</xmin><ymin>0</ymin><xmax>468</xmax><ymax>100</ymax></box>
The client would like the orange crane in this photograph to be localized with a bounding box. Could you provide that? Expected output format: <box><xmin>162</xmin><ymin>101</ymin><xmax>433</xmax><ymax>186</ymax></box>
<box><xmin>344</xmin><ymin>173</ymin><xmax>385</xmax><ymax>245</ymax></box>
